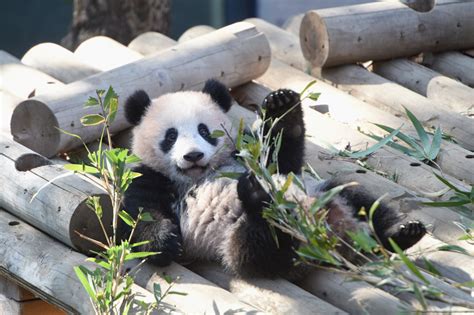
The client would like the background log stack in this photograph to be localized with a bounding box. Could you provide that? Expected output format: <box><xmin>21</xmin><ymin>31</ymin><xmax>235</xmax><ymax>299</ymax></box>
<box><xmin>0</xmin><ymin>1</ymin><xmax>474</xmax><ymax>313</ymax></box>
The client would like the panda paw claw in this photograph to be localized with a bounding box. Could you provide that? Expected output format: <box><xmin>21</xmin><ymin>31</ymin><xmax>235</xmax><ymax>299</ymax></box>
<box><xmin>390</xmin><ymin>220</ymin><xmax>426</xmax><ymax>250</ymax></box>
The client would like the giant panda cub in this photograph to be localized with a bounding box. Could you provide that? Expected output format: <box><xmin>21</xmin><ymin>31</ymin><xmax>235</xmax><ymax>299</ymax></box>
<box><xmin>122</xmin><ymin>79</ymin><xmax>426</xmax><ymax>278</ymax></box>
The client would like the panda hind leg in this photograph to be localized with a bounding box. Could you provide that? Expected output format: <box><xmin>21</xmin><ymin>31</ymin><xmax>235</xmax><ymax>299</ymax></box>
<box><xmin>262</xmin><ymin>89</ymin><xmax>305</xmax><ymax>174</ymax></box>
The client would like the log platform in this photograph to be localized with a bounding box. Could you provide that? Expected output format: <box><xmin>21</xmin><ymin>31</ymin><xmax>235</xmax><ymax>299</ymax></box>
<box><xmin>1</xmin><ymin>1</ymin><xmax>474</xmax><ymax>313</ymax></box>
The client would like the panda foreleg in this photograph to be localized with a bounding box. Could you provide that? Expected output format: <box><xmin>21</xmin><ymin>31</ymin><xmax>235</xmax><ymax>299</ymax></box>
<box><xmin>262</xmin><ymin>89</ymin><xmax>306</xmax><ymax>175</ymax></box>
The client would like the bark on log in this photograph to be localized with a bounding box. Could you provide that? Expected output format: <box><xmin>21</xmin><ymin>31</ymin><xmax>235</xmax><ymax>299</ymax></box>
<box><xmin>21</xmin><ymin>43</ymin><xmax>100</xmax><ymax>83</ymax></box>
<box><xmin>373</xmin><ymin>58</ymin><xmax>474</xmax><ymax>115</ymax></box>
<box><xmin>74</xmin><ymin>36</ymin><xmax>143</xmax><ymax>71</ymax></box>
<box><xmin>11</xmin><ymin>22</ymin><xmax>271</xmax><ymax>157</ymax></box>
<box><xmin>0</xmin><ymin>210</ymin><xmax>172</xmax><ymax>314</ymax></box>
<box><xmin>0</xmin><ymin>135</ymin><xmax>112</xmax><ymax>253</ymax></box>
<box><xmin>319</xmin><ymin>64</ymin><xmax>474</xmax><ymax>151</ymax></box>
<box><xmin>134</xmin><ymin>263</ymin><xmax>262</xmax><ymax>314</ymax></box>
<box><xmin>62</xmin><ymin>0</ymin><xmax>170</xmax><ymax>50</ymax></box>
<box><xmin>300</xmin><ymin>1</ymin><xmax>474</xmax><ymax>67</ymax></box>
<box><xmin>128</xmin><ymin>32</ymin><xmax>176</xmax><ymax>55</ymax></box>
<box><xmin>189</xmin><ymin>262</ymin><xmax>346</xmax><ymax>315</ymax></box>
<box><xmin>423</xmin><ymin>51</ymin><xmax>474</xmax><ymax>88</ymax></box>
<box><xmin>0</xmin><ymin>51</ymin><xmax>63</xmax><ymax>98</ymax></box>
<box><xmin>231</xmin><ymin>83</ymin><xmax>474</xmax><ymax>254</ymax></box>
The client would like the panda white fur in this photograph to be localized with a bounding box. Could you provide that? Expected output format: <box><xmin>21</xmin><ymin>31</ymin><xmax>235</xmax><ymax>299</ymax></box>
<box><xmin>121</xmin><ymin>79</ymin><xmax>426</xmax><ymax>278</ymax></box>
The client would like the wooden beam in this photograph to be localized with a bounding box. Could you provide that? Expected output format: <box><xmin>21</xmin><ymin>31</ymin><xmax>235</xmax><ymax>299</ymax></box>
<box><xmin>423</xmin><ymin>51</ymin><xmax>474</xmax><ymax>88</ymax></box>
<box><xmin>11</xmin><ymin>22</ymin><xmax>271</xmax><ymax>158</ymax></box>
<box><xmin>128</xmin><ymin>32</ymin><xmax>176</xmax><ymax>55</ymax></box>
<box><xmin>21</xmin><ymin>43</ymin><xmax>100</xmax><ymax>84</ymax></box>
<box><xmin>0</xmin><ymin>135</ymin><xmax>112</xmax><ymax>253</ymax></box>
<box><xmin>373</xmin><ymin>58</ymin><xmax>474</xmax><ymax>115</ymax></box>
<box><xmin>300</xmin><ymin>1</ymin><xmax>474</xmax><ymax>67</ymax></box>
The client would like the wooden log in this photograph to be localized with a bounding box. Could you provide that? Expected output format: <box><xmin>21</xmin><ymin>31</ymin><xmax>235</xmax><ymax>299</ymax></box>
<box><xmin>21</xmin><ymin>43</ymin><xmax>100</xmax><ymax>83</ymax></box>
<box><xmin>0</xmin><ymin>51</ymin><xmax>63</xmax><ymax>98</ymax></box>
<box><xmin>373</xmin><ymin>58</ymin><xmax>474</xmax><ymax>116</ymax></box>
<box><xmin>238</xmin><ymin>21</ymin><xmax>474</xmax><ymax>183</ymax></box>
<box><xmin>297</xmin><ymin>268</ymin><xmax>412</xmax><ymax>314</ymax></box>
<box><xmin>0</xmin><ymin>135</ymin><xmax>112</xmax><ymax>253</ymax></box>
<box><xmin>128</xmin><ymin>32</ymin><xmax>176</xmax><ymax>55</ymax></box>
<box><xmin>423</xmin><ymin>51</ymin><xmax>474</xmax><ymax>88</ymax></box>
<box><xmin>231</xmin><ymin>83</ymin><xmax>474</xmax><ymax>254</ymax></box>
<box><xmin>178</xmin><ymin>25</ymin><xmax>217</xmax><ymax>43</ymax></box>
<box><xmin>74</xmin><ymin>36</ymin><xmax>143</xmax><ymax>71</ymax></box>
<box><xmin>0</xmin><ymin>210</ymin><xmax>169</xmax><ymax>315</ymax></box>
<box><xmin>254</xmin><ymin>58</ymin><xmax>474</xmax><ymax>185</ymax></box>
<box><xmin>319</xmin><ymin>64</ymin><xmax>474</xmax><ymax>151</ymax></box>
<box><xmin>188</xmin><ymin>262</ymin><xmax>346</xmax><ymax>315</ymax></box>
<box><xmin>464</xmin><ymin>49</ymin><xmax>474</xmax><ymax>58</ymax></box>
<box><xmin>407</xmin><ymin>235</ymin><xmax>474</xmax><ymax>284</ymax></box>
<box><xmin>381</xmin><ymin>0</ymin><xmax>436</xmax><ymax>12</ymax></box>
<box><xmin>11</xmin><ymin>22</ymin><xmax>271</xmax><ymax>157</ymax></box>
<box><xmin>300</xmin><ymin>1</ymin><xmax>474</xmax><ymax>67</ymax></box>
<box><xmin>0</xmin><ymin>91</ymin><xmax>22</xmax><ymax>134</ymax></box>
<box><xmin>0</xmin><ymin>276</ymin><xmax>21</xmax><ymax>315</ymax></box>
<box><xmin>134</xmin><ymin>263</ymin><xmax>262</xmax><ymax>314</ymax></box>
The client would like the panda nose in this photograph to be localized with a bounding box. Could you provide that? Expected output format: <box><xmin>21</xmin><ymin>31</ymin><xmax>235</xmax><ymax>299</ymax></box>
<box><xmin>183</xmin><ymin>151</ymin><xmax>204</xmax><ymax>162</ymax></box>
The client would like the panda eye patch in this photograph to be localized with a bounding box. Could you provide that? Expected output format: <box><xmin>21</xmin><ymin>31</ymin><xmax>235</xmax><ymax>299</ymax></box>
<box><xmin>198</xmin><ymin>123</ymin><xmax>217</xmax><ymax>146</ymax></box>
<box><xmin>160</xmin><ymin>128</ymin><xmax>178</xmax><ymax>153</ymax></box>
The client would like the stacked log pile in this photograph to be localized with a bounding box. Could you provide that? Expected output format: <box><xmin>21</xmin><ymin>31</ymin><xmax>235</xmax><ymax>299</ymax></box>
<box><xmin>0</xmin><ymin>1</ymin><xmax>473</xmax><ymax>313</ymax></box>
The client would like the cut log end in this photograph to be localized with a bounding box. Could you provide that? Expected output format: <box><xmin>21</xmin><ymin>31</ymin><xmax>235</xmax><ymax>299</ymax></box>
<box><xmin>69</xmin><ymin>195</ymin><xmax>112</xmax><ymax>253</ymax></box>
<box><xmin>11</xmin><ymin>99</ymin><xmax>59</xmax><ymax>157</ymax></box>
<box><xmin>300</xmin><ymin>11</ymin><xmax>329</xmax><ymax>68</ymax></box>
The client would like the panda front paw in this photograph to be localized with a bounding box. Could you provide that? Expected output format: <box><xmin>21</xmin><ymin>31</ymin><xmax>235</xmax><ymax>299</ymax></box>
<box><xmin>237</xmin><ymin>172</ymin><xmax>271</xmax><ymax>213</ymax></box>
<box><xmin>147</xmin><ymin>232</ymin><xmax>183</xmax><ymax>267</ymax></box>
<box><xmin>263</xmin><ymin>89</ymin><xmax>301</xmax><ymax>118</ymax></box>
<box><xmin>389</xmin><ymin>220</ymin><xmax>426</xmax><ymax>251</ymax></box>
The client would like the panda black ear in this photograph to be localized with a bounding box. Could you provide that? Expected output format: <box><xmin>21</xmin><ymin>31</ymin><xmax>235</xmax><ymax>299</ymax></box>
<box><xmin>125</xmin><ymin>90</ymin><xmax>151</xmax><ymax>125</ymax></box>
<box><xmin>202</xmin><ymin>79</ymin><xmax>232</xmax><ymax>113</ymax></box>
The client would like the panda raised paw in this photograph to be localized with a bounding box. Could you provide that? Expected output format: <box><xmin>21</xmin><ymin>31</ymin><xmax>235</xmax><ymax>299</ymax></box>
<box><xmin>388</xmin><ymin>220</ymin><xmax>426</xmax><ymax>251</ymax></box>
<box><xmin>237</xmin><ymin>172</ymin><xmax>271</xmax><ymax>214</ymax></box>
<box><xmin>263</xmin><ymin>89</ymin><xmax>301</xmax><ymax>118</ymax></box>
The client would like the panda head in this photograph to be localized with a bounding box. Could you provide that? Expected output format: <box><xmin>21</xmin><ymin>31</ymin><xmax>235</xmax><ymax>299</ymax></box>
<box><xmin>125</xmin><ymin>79</ymin><xmax>235</xmax><ymax>185</ymax></box>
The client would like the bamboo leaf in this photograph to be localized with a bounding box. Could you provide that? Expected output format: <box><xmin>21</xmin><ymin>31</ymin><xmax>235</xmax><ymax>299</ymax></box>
<box><xmin>210</xmin><ymin>130</ymin><xmax>225</xmax><ymax>138</ymax></box>
<box><xmin>153</xmin><ymin>283</ymin><xmax>162</xmax><ymax>301</ymax></box>
<box><xmin>124</xmin><ymin>251</ymin><xmax>158</xmax><ymax>261</ymax></box>
<box><xmin>374</xmin><ymin>123</ymin><xmax>424</xmax><ymax>153</ymax></box>
<box><xmin>348</xmin><ymin>126</ymin><xmax>401</xmax><ymax>159</ymax></box>
<box><xmin>428</xmin><ymin>127</ymin><xmax>442</xmax><ymax>161</ymax></box>
<box><xmin>85</xmin><ymin>96</ymin><xmax>99</xmax><ymax>107</ymax></box>
<box><xmin>403</xmin><ymin>107</ymin><xmax>430</xmax><ymax>152</ymax></box>
<box><xmin>389</xmin><ymin>238</ymin><xmax>430</xmax><ymax>284</ymax></box>
<box><xmin>64</xmin><ymin>163</ymin><xmax>99</xmax><ymax>175</ymax></box>
<box><xmin>437</xmin><ymin>244</ymin><xmax>468</xmax><ymax>255</ymax></box>
<box><xmin>413</xmin><ymin>283</ymin><xmax>428</xmax><ymax>310</ymax></box>
<box><xmin>299</xmin><ymin>80</ymin><xmax>317</xmax><ymax>97</ymax></box>
<box><xmin>119</xmin><ymin>210</ymin><xmax>136</xmax><ymax>227</ymax></box>
<box><xmin>139</xmin><ymin>212</ymin><xmax>154</xmax><ymax>222</ymax></box>
<box><xmin>308</xmin><ymin>92</ymin><xmax>321</xmax><ymax>101</ymax></box>
<box><xmin>74</xmin><ymin>266</ymin><xmax>97</xmax><ymax>302</ymax></box>
<box><xmin>103</xmin><ymin>86</ymin><xmax>118</xmax><ymax>111</ymax></box>
<box><xmin>81</xmin><ymin>114</ymin><xmax>105</xmax><ymax>126</ymax></box>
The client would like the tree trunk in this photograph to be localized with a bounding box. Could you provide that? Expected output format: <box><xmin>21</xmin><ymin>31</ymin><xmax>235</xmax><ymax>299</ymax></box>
<box><xmin>62</xmin><ymin>0</ymin><xmax>170</xmax><ymax>50</ymax></box>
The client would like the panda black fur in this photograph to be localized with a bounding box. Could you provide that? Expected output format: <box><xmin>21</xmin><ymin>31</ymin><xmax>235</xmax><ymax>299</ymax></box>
<box><xmin>121</xmin><ymin>79</ymin><xmax>426</xmax><ymax>278</ymax></box>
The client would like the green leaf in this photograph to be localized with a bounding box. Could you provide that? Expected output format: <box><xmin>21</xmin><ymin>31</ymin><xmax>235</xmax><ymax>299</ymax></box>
<box><xmin>413</xmin><ymin>283</ymin><xmax>428</xmax><ymax>311</ymax></box>
<box><xmin>389</xmin><ymin>238</ymin><xmax>430</xmax><ymax>285</ymax></box>
<box><xmin>125</xmin><ymin>154</ymin><xmax>141</xmax><ymax>164</ymax></box>
<box><xmin>108</xmin><ymin>97</ymin><xmax>118</xmax><ymax>123</ymax></box>
<box><xmin>124</xmin><ymin>251</ymin><xmax>158</xmax><ymax>261</ymax></box>
<box><xmin>281</xmin><ymin>173</ymin><xmax>294</xmax><ymax>194</ymax></box>
<box><xmin>299</xmin><ymin>80</ymin><xmax>317</xmax><ymax>97</ymax></box>
<box><xmin>432</xmin><ymin>173</ymin><xmax>464</xmax><ymax>193</ymax></box>
<box><xmin>428</xmin><ymin>127</ymin><xmax>442</xmax><ymax>161</ymax></box>
<box><xmin>218</xmin><ymin>172</ymin><xmax>242</xmax><ymax>180</ymax></box>
<box><xmin>422</xmin><ymin>200</ymin><xmax>468</xmax><ymax>207</ymax></box>
<box><xmin>374</xmin><ymin>123</ymin><xmax>424</xmax><ymax>153</ymax></box>
<box><xmin>421</xmin><ymin>257</ymin><xmax>441</xmax><ymax>276</ymax></box>
<box><xmin>153</xmin><ymin>283</ymin><xmax>161</xmax><ymax>301</ymax></box>
<box><xmin>85</xmin><ymin>96</ymin><xmax>99</xmax><ymax>107</ymax></box>
<box><xmin>308</xmin><ymin>92</ymin><xmax>321</xmax><ymax>101</ymax></box>
<box><xmin>81</xmin><ymin>114</ymin><xmax>105</xmax><ymax>126</ymax></box>
<box><xmin>210</xmin><ymin>130</ymin><xmax>225</xmax><ymax>138</ymax></box>
<box><xmin>348</xmin><ymin>126</ymin><xmax>401</xmax><ymax>159</ymax></box>
<box><xmin>74</xmin><ymin>266</ymin><xmax>97</xmax><ymax>302</ymax></box>
<box><xmin>168</xmin><ymin>291</ymin><xmax>188</xmax><ymax>296</ymax></box>
<box><xmin>403</xmin><ymin>107</ymin><xmax>430</xmax><ymax>152</ymax></box>
<box><xmin>103</xmin><ymin>86</ymin><xmax>118</xmax><ymax>111</ymax></box>
<box><xmin>131</xmin><ymin>240</ymin><xmax>151</xmax><ymax>248</ymax></box>
<box><xmin>64</xmin><ymin>163</ymin><xmax>99</xmax><ymax>175</ymax></box>
<box><xmin>119</xmin><ymin>210</ymin><xmax>136</xmax><ymax>227</ymax></box>
<box><xmin>163</xmin><ymin>274</ymin><xmax>173</xmax><ymax>284</ymax></box>
<box><xmin>139</xmin><ymin>212</ymin><xmax>154</xmax><ymax>222</ymax></box>
<box><xmin>458</xmin><ymin>281</ymin><xmax>474</xmax><ymax>288</ymax></box>
<box><xmin>437</xmin><ymin>244</ymin><xmax>468</xmax><ymax>255</ymax></box>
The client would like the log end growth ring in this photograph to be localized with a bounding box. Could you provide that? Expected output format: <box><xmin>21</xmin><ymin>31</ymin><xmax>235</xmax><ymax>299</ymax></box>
<box><xmin>300</xmin><ymin>11</ymin><xmax>329</xmax><ymax>68</ymax></box>
<box><xmin>11</xmin><ymin>99</ymin><xmax>60</xmax><ymax>158</ymax></box>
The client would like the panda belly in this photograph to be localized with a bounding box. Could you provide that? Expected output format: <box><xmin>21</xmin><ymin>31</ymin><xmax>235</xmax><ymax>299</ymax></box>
<box><xmin>179</xmin><ymin>176</ymin><xmax>245</xmax><ymax>261</ymax></box>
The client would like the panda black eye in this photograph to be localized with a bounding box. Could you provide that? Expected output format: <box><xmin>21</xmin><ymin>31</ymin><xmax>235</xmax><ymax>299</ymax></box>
<box><xmin>165</xmin><ymin>128</ymin><xmax>178</xmax><ymax>142</ymax></box>
<box><xmin>198</xmin><ymin>123</ymin><xmax>210</xmax><ymax>137</ymax></box>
